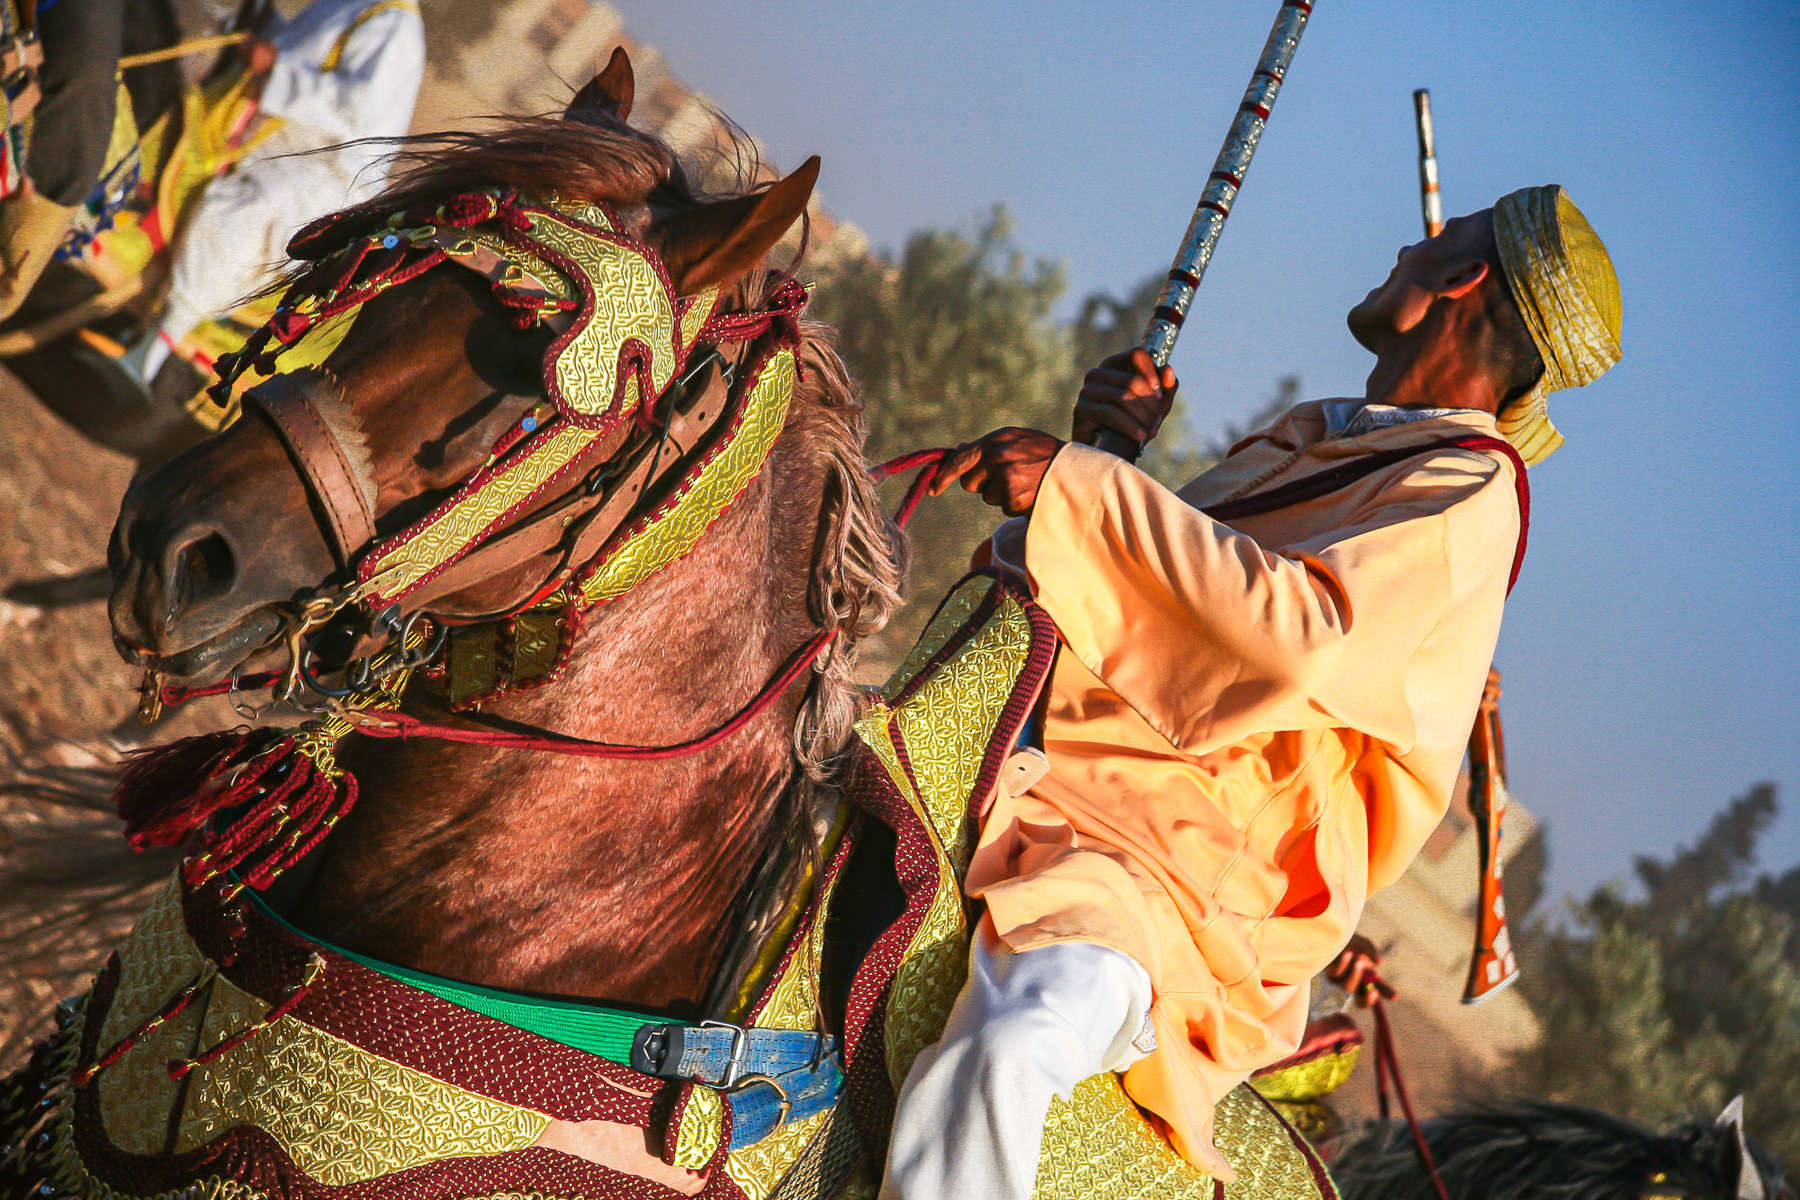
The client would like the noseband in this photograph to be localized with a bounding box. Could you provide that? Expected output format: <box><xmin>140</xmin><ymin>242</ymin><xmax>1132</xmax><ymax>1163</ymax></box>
<box><xmin>241</xmin><ymin>368</ymin><xmax>378</xmax><ymax>574</ymax></box>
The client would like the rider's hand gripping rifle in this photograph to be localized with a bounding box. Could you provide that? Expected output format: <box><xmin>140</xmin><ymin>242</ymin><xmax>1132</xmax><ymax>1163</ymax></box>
<box><xmin>1085</xmin><ymin>0</ymin><xmax>1315</xmax><ymax>462</ymax></box>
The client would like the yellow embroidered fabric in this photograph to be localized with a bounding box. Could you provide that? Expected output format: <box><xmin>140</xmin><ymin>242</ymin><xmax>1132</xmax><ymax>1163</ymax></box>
<box><xmin>90</xmin><ymin>874</ymin><xmax>549</xmax><ymax>1188</ymax></box>
<box><xmin>370</xmin><ymin>421</ymin><xmax>605</xmax><ymax>600</ymax></box>
<box><xmin>854</xmin><ymin>576</ymin><xmax>1033</xmax><ymax>1088</ymax></box>
<box><xmin>1250</xmin><ymin>1045</ymin><xmax>1362</xmax><ymax>1104</ymax></box>
<box><xmin>670</xmin><ymin>1086</ymin><xmax>725</xmax><ymax>1171</ymax></box>
<box><xmin>580</xmin><ymin>348</ymin><xmax>797</xmax><ymax>605</ymax></box>
<box><xmin>177</xmin><ymin>985</ymin><xmax>546</xmax><ymax>1184</ymax></box>
<box><xmin>722</xmin><ymin>804</ymin><xmax>855</xmax><ymax>1198</ymax></box>
<box><xmin>1035</xmin><ymin>1079</ymin><xmax>1332</xmax><ymax>1200</ymax></box>
<box><xmin>1491</xmin><ymin>184</ymin><xmax>1622</xmax><ymax>465</ymax></box>
<box><xmin>527</xmin><ymin>205</ymin><xmax>680</xmax><ymax>424</ymax></box>
<box><xmin>96</xmin><ymin>877</ymin><xmax>212</xmax><ymax>1153</ymax></box>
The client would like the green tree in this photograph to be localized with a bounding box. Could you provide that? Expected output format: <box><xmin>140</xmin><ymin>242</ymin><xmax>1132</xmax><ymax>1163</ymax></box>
<box><xmin>1505</xmin><ymin>783</ymin><xmax>1800</xmax><ymax>1171</ymax></box>
<box><xmin>806</xmin><ymin>208</ymin><xmax>1074</xmax><ymax>665</ymax></box>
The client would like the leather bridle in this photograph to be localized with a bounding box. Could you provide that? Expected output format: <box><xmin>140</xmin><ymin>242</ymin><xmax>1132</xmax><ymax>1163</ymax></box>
<box><xmin>243</xmin><ymin>335</ymin><xmax>755</xmax><ymax>628</ymax></box>
<box><xmin>242</xmin><ymin>369</ymin><xmax>378</xmax><ymax>575</ymax></box>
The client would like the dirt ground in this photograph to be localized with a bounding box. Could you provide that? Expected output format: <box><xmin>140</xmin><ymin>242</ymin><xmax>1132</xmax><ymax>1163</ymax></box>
<box><xmin>0</xmin><ymin>369</ymin><xmax>230</xmax><ymax>1062</ymax></box>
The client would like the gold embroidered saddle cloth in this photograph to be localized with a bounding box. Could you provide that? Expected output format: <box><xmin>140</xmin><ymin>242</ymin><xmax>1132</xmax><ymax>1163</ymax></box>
<box><xmin>5</xmin><ymin>571</ymin><xmax>1335</xmax><ymax>1200</ymax></box>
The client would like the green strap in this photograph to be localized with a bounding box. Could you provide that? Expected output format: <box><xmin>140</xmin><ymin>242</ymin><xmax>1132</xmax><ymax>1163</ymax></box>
<box><xmin>245</xmin><ymin>888</ymin><xmax>663</xmax><ymax>1064</ymax></box>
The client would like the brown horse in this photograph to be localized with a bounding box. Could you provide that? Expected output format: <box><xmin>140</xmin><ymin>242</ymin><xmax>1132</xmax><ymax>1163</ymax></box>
<box><xmin>96</xmin><ymin>55</ymin><xmax>902</xmax><ymax>1181</ymax></box>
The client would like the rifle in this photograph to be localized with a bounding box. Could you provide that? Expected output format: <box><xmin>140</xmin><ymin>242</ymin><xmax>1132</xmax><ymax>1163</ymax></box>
<box><xmin>1087</xmin><ymin>0</ymin><xmax>1315</xmax><ymax>462</ymax></box>
<box><xmin>1413</xmin><ymin>89</ymin><xmax>1444</xmax><ymax>238</ymax></box>
<box><xmin>1415</xmin><ymin>92</ymin><xmax>1520</xmax><ymax>1005</ymax></box>
<box><xmin>1463</xmin><ymin>668</ymin><xmax>1521</xmax><ymax>1002</ymax></box>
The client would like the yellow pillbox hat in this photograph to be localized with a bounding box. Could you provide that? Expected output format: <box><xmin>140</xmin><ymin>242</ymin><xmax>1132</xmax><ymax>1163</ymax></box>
<box><xmin>1491</xmin><ymin>185</ymin><xmax>1622</xmax><ymax>465</ymax></box>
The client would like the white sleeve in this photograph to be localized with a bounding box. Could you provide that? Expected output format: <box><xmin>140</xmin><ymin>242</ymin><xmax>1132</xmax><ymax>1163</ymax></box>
<box><xmin>259</xmin><ymin>5</ymin><xmax>425</xmax><ymax>143</ymax></box>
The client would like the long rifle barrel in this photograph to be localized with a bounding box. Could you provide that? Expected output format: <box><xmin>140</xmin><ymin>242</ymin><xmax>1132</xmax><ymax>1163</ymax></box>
<box><xmin>1413</xmin><ymin>89</ymin><xmax>1444</xmax><ymax>238</ymax></box>
<box><xmin>1091</xmin><ymin>0</ymin><xmax>1316</xmax><ymax>461</ymax></box>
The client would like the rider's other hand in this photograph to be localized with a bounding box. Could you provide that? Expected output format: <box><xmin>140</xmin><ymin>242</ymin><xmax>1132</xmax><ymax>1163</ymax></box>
<box><xmin>927</xmin><ymin>427</ymin><xmax>1063</xmax><ymax>516</ymax></box>
<box><xmin>1072</xmin><ymin>348</ymin><xmax>1177</xmax><ymax>446</ymax></box>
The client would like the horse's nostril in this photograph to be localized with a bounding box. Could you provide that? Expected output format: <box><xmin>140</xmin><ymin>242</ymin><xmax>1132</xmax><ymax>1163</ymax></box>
<box><xmin>170</xmin><ymin>531</ymin><xmax>238</xmax><ymax>615</ymax></box>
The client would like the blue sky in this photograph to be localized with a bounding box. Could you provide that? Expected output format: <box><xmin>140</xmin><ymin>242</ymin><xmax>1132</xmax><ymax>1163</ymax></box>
<box><xmin>613</xmin><ymin>0</ymin><xmax>1800</xmax><ymax>904</ymax></box>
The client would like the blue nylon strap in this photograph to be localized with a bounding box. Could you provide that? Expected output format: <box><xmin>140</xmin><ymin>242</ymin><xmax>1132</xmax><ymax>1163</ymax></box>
<box><xmin>724</xmin><ymin>1055</ymin><xmax>843</xmax><ymax>1151</ymax></box>
<box><xmin>663</xmin><ymin>1025</ymin><xmax>838</xmax><ymax>1087</ymax></box>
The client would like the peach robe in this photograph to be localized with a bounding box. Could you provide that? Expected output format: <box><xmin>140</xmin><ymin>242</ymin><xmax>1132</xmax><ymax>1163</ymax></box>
<box><xmin>966</xmin><ymin>401</ymin><xmax>1521</xmax><ymax>1177</ymax></box>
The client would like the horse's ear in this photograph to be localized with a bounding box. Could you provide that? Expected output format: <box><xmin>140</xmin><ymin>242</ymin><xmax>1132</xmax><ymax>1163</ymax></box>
<box><xmin>655</xmin><ymin>156</ymin><xmax>820</xmax><ymax>295</ymax></box>
<box><xmin>566</xmin><ymin>46</ymin><xmax>634</xmax><ymax>123</ymax></box>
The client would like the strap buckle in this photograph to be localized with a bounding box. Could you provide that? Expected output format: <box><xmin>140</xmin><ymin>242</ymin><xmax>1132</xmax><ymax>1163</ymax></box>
<box><xmin>630</xmin><ymin>1018</ymin><xmax>753</xmax><ymax>1087</ymax></box>
<box><xmin>699</xmin><ymin>1018</ymin><xmax>750</xmax><ymax>1088</ymax></box>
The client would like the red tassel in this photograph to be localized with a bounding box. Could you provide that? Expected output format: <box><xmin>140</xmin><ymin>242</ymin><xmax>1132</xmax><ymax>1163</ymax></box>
<box><xmin>112</xmin><ymin>729</ymin><xmax>362</xmax><ymax>892</ymax></box>
<box><xmin>114</xmin><ymin>728</ymin><xmax>270</xmax><ymax>848</ymax></box>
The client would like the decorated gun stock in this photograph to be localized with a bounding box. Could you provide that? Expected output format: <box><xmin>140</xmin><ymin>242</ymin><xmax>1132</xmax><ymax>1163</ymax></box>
<box><xmin>1413</xmin><ymin>89</ymin><xmax>1444</xmax><ymax>238</ymax></box>
<box><xmin>1090</xmin><ymin>0</ymin><xmax>1316</xmax><ymax>461</ymax></box>
<box><xmin>1463</xmin><ymin>668</ymin><xmax>1520</xmax><ymax>1002</ymax></box>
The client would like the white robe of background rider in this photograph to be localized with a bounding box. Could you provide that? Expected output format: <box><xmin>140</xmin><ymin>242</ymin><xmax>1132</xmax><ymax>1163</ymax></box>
<box><xmin>142</xmin><ymin>0</ymin><xmax>424</xmax><ymax>378</ymax></box>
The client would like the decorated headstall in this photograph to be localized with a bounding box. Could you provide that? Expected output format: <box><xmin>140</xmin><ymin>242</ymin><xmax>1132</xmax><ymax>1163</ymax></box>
<box><xmin>204</xmin><ymin>187</ymin><xmax>808</xmax><ymax>706</ymax></box>
<box><xmin>121</xmin><ymin>187</ymin><xmax>808</xmax><ymax>896</ymax></box>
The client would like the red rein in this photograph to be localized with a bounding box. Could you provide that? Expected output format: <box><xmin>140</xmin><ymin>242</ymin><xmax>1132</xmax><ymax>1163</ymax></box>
<box><xmin>347</xmin><ymin>449</ymin><xmax>947</xmax><ymax>758</ymax></box>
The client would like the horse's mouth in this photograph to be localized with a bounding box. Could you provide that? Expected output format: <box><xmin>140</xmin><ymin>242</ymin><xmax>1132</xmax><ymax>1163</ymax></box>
<box><xmin>113</xmin><ymin>606</ymin><xmax>288</xmax><ymax>686</ymax></box>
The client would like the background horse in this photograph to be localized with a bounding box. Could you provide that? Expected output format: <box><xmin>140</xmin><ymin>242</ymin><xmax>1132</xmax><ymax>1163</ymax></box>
<box><xmin>1329</xmin><ymin>1099</ymin><xmax>1793</xmax><ymax>1200</ymax></box>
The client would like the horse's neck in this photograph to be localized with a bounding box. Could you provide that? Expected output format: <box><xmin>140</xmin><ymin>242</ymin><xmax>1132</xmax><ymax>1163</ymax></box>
<box><xmin>283</xmin><ymin>496</ymin><xmax>809</xmax><ymax>1013</ymax></box>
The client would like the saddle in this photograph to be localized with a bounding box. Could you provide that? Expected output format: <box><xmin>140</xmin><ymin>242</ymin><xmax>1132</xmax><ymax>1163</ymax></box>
<box><xmin>4</xmin><ymin>571</ymin><xmax>1337</xmax><ymax>1200</ymax></box>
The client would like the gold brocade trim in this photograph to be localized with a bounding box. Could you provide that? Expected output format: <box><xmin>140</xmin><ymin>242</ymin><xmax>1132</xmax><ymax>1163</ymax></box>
<box><xmin>1034</xmin><ymin>1074</ymin><xmax>1215</xmax><ymax>1199</ymax></box>
<box><xmin>580</xmin><ymin>348</ymin><xmax>797</xmax><ymax>605</ymax></box>
<box><xmin>680</xmin><ymin>284</ymin><xmax>720</xmax><ymax>349</ymax></box>
<box><xmin>855</xmin><ymin>578</ymin><xmax>1033</xmax><ymax>1088</ymax></box>
<box><xmin>1210</xmin><ymin>1085</ymin><xmax>1336</xmax><ymax>1200</ymax></box>
<box><xmin>1034</xmin><ymin>1080</ymin><xmax>1332</xmax><ymax>1200</ymax></box>
<box><xmin>723</xmin><ymin>1109</ymin><xmax>831</xmax><ymax>1200</ymax></box>
<box><xmin>528</xmin><ymin>205</ymin><xmax>680</xmax><ymax>423</ymax></box>
<box><xmin>88</xmin><ymin>874</ymin><xmax>549</xmax><ymax>1188</ymax></box>
<box><xmin>367</xmin><ymin>420</ymin><xmax>601</xmax><ymax>603</ymax></box>
<box><xmin>1250</xmin><ymin>1044</ymin><xmax>1362</xmax><ymax>1104</ymax></box>
<box><xmin>723</xmin><ymin>802</ymin><xmax>855</xmax><ymax>1199</ymax></box>
<box><xmin>1261</xmin><ymin>1099</ymin><xmax>1340</xmax><ymax>1146</ymax></box>
<box><xmin>177</xmin><ymin>982</ymin><xmax>547</xmax><ymax>1183</ymax></box>
<box><xmin>669</xmin><ymin>1087</ymin><xmax>724</xmax><ymax>1171</ymax></box>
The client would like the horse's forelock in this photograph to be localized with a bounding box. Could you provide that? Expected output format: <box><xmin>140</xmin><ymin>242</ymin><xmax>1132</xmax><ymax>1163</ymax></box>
<box><xmin>371</xmin><ymin>117</ymin><xmax>685</xmax><ymax>217</ymax></box>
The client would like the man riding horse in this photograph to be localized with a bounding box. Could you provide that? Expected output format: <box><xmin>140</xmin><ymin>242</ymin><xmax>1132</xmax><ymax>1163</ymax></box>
<box><xmin>891</xmin><ymin>187</ymin><xmax>1623</xmax><ymax>1196</ymax></box>
<box><xmin>0</xmin><ymin>0</ymin><xmax>423</xmax><ymax>386</ymax></box>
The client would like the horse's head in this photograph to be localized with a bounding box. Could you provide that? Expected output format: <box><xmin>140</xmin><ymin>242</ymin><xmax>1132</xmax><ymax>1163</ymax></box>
<box><xmin>108</xmin><ymin>51</ymin><xmax>899</xmax><ymax>704</ymax></box>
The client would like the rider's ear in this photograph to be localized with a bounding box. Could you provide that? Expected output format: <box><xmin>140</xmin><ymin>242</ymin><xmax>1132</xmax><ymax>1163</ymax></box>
<box><xmin>654</xmin><ymin>156</ymin><xmax>820</xmax><ymax>295</ymax></box>
<box><xmin>565</xmin><ymin>46</ymin><xmax>634</xmax><ymax>123</ymax></box>
<box><xmin>1438</xmin><ymin>258</ymin><xmax>1489</xmax><ymax>301</ymax></box>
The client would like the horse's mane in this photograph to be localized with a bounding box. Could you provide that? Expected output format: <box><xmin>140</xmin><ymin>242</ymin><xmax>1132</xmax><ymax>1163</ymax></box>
<box><xmin>1330</xmin><ymin>1101</ymin><xmax>1792</xmax><ymax>1200</ymax></box>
